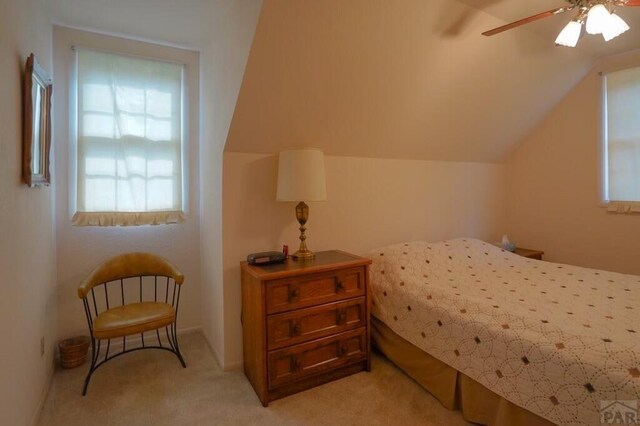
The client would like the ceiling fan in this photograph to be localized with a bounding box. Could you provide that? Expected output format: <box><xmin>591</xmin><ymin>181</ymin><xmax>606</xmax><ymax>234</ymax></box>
<box><xmin>482</xmin><ymin>0</ymin><xmax>640</xmax><ymax>47</ymax></box>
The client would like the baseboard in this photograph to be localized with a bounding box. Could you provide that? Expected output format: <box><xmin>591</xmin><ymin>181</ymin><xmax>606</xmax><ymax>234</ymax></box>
<box><xmin>29</xmin><ymin>360</ymin><xmax>55</xmax><ymax>426</ymax></box>
<box><xmin>198</xmin><ymin>333</ymin><xmax>244</xmax><ymax>371</ymax></box>
<box><xmin>200</xmin><ymin>331</ymin><xmax>225</xmax><ymax>369</ymax></box>
<box><xmin>176</xmin><ymin>326</ymin><xmax>202</xmax><ymax>335</ymax></box>
<box><xmin>223</xmin><ymin>359</ymin><xmax>244</xmax><ymax>372</ymax></box>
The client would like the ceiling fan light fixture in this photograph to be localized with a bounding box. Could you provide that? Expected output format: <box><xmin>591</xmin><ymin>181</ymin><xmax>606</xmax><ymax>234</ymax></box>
<box><xmin>555</xmin><ymin>20</ymin><xmax>583</xmax><ymax>47</ymax></box>
<box><xmin>480</xmin><ymin>1</ymin><xmax>635</xmax><ymax>46</ymax></box>
<box><xmin>602</xmin><ymin>12</ymin><xmax>630</xmax><ymax>41</ymax></box>
<box><xmin>586</xmin><ymin>4</ymin><xmax>611</xmax><ymax>34</ymax></box>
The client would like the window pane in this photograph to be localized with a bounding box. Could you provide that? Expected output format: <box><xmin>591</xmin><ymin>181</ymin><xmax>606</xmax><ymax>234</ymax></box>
<box><xmin>146</xmin><ymin>118</ymin><xmax>173</xmax><ymax>141</ymax></box>
<box><xmin>147</xmin><ymin>179</ymin><xmax>174</xmax><ymax>211</ymax></box>
<box><xmin>76</xmin><ymin>49</ymin><xmax>184</xmax><ymax>215</ymax></box>
<box><xmin>116</xmin><ymin>86</ymin><xmax>145</xmax><ymax>114</ymax></box>
<box><xmin>84</xmin><ymin>178</ymin><xmax>116</xmax><ymax>211</ymax></box>
<box><xmin>118</xmin><ymin>113</ymin><xmax>146</xmax><ymax>139</ymax></box>
<box><xmin>82</xmin><ymin>83</ymin><xmax>114</xmax><ymax>113</ymax></box>
<box><xmin>117</xmin><ymin>178</ymin><xmax>145</xmax><ymax>211</ymax></box>
<box><xmin>117</xmin><ymin>156</ymin><xmax>146</xmax><ymax>178</ymax></box>
<box><xmin>82</xmin><ymin>113</ymin><xmax>115</xmax><ymax>139</ymax></box>
<box><xmin>146</xmin><ymin>90</ymin><xmax>172</xmax><ymax>118</ymax></box>
<box><xmin>85</xmin><ymin>156</ymin><xmax>116</xmax><ymax>177</ymax></box>
<box><xmin>148</xmin><ymin>159</ymin><xmax>174</xmax><ymax>178</ymax></box>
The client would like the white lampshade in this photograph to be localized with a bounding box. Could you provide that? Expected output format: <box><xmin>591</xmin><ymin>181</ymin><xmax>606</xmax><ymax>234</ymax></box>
<box><xmin>555</xmin><ymin>21</ymin><xmax>582</xmax><ymax>47</ymax></box>
<box><xmin>276</xmin><ymin>149</ymin><xmax>327</xmax><ymax>202</ymax></box>
<box><xmin>586</xmin><ymin>4</ymin><xmax>611</xmax><ymax>35</ymax></box>
<box><xmin>603</xmin><ymin>13</ymin><xmax>630</xmax><ymax>41</ymax></box>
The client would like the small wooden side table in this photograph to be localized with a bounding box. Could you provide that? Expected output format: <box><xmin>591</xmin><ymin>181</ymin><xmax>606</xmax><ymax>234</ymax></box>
<box><xmin>514</xmin><ymin>247</ymin><xmax>544</xmax><ymax>260</ymax></box>
<box><xmin>241</xmin><ymin>250</ymin><xmax>372</xmax><ymax>406</ymax></box>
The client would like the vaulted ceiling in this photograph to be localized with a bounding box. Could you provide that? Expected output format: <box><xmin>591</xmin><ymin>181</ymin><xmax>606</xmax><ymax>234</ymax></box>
<box><xmin>225</xmin><ymin>0</ymin><xmax>640</xmax><ymax>162</ymax></box>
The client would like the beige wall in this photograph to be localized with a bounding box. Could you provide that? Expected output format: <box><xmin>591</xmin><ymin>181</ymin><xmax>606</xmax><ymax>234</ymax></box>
<box><xmin>506</xmin><ymin>50</ymin><xmax>640</xmax><ymax>275</ymax></box>
<box><xmin>52</xmin><ymin>26</ymin><xmax>203</xmax><ymax>340</ymax></box>
<box><xmin>198</xmin><ymin>0</ymin><xmax>264</xmax><ymax>367</ymax></box>
<box><xmin>0</xmin><ymin>0</ymin><xmax>57</xmax><ymax>425</ymax></box>
<box><xmin>222</xmin><ymin>152</ymin><xmax>506</xmax><ymax>366</ymax></box>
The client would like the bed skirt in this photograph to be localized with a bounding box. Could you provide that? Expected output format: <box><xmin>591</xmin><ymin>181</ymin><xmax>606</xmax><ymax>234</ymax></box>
<box><xmin>371</xmin><ymin>316</ymin><xmax>555</xmax><ymax>426</ymax></box>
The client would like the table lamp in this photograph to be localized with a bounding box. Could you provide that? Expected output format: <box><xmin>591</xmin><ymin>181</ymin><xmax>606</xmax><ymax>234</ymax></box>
<box><xmin>276</xmin><ymin>148</ymin><xmax>327</xmax><ymax>260</ymax></box>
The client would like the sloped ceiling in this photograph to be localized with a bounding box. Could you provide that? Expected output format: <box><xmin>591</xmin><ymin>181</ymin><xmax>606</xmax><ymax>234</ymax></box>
<box><xmin>45</xmin><ymin>0</ymin><xmax>215</xmax><ymax>48</ymax></box>
<box><xmin>225</xmin><ymin>0</ymin><xmax>640</xmax><ymax>162</ymax></box>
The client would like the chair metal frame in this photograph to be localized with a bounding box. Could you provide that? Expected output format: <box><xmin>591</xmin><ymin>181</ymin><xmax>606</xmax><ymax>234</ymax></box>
<box><xmin>79</xmin><ymin>255</ymin><xmax>186</xmax><ymax>395</ymax></box>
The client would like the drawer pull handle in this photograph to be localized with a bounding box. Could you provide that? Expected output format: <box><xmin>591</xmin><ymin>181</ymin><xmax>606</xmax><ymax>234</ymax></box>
<box><xmin>293</xmin><ymin>358</ymin><xmax>302</xmax><ymax>371</ymax></box>
<box><xmin>340</xmin><ymin>345</ymin><xmax>348</xmax><ymax>356</ymax></box>
<box><xmin>336</xmin><ymin>281</ymin><xmax>345</xmax><ymax>292</ymax></box>
<box><xmin>292</xmin><ymin>323</ymin><xmax>301</xmax><ymax>335</ymax></box>
<box><xmin>337</xmin><ymin>311</ymin><xmax>347</xmax><ymax>324</ymax></box>
<box><xmin>289</xmin><ymin>288</ymin><xmax>299</xmax><ymax>301</ymax></box>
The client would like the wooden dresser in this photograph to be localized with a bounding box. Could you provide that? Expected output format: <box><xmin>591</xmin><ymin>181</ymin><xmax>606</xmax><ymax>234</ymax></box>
<box><xmin>240</xmin><ymin>250</ymin><xmax>372</xmax><ymax>406</ymax></box>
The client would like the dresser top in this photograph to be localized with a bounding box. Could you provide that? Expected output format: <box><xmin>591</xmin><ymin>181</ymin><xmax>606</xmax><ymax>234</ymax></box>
<box><xmin>241</xmin><ymin>250</ymin><xmax>371</xmax><ymax>281</ymax></box>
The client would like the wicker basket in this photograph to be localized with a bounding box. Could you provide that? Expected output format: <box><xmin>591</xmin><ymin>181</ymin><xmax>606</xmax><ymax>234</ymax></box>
<box><xmin>59</xmin><ymin>336</ymin><xmax>90</xmax><ymax>369</ymax></box>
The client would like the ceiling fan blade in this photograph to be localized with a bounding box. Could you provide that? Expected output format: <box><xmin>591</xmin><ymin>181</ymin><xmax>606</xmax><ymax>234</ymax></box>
<box><xmin>482</xmin><ymin>7</ymin><xmax>573</xmax><ymax>36</ymax></box>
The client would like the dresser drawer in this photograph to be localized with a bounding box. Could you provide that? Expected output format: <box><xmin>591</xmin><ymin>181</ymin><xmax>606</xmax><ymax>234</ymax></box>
<box><xmin>265</xmin><ymin>267</ymin><xmax>365</xmax><ymax>314</ymax></box>
<box><xmin>267</xmin><ymin>297</ymin><xmax>366</xmax><ymax>350</ymax></box>
<box><xmin>268</xmin><ymin>328</ymin><xmax>367</xmax><ymax>389</ymax></box>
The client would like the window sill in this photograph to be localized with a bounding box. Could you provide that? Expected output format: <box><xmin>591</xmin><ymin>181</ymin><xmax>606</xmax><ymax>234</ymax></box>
<box><xmin>601</xmin><ymin>201</ymin><xmax>640</xmax><ymax>214</ymax></box>
<box><xmin>72</xmin><ymin>211</ymin><xmax>186</xmax><ymax>227</ymax></box>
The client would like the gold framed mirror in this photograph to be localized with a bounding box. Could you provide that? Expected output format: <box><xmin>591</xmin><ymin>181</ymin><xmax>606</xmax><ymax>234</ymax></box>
<box><xmin>23</xmin><ymin>53</ymin><xmax>52</xmax><ymax>187</ymax></box>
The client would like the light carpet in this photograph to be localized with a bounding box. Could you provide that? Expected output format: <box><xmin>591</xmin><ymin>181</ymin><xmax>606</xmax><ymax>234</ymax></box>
<box><xmin>37</xmin><ymin>331</ymin><xmax>470</xmax><ymax>426</ymax></box>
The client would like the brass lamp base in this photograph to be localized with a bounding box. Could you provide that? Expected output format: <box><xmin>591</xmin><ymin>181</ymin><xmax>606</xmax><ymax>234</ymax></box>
<box><xmin>292</xmin><ymin>201</ymin><xmax>315</xmax><ymax>260</ymax></box>
<box><xmin>292</xmin><ymin>249</ymin><xmax>315</xmax><ymax>260</ymax></box>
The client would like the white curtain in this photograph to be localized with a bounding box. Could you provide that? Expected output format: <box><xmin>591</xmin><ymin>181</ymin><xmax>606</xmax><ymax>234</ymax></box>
<box><xmin>74</xmin><ymin>48</ymin><xmax>184</xmax><ymax>225</ymax></box>
<box><xmin>606</xmin><ymin>67</ymin><xmax>640</xmax><ymax>209</ymax></box>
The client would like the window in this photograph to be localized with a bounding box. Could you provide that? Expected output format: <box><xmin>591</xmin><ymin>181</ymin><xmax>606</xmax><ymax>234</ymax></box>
<box><xmin>602</xmin><ymin>66</ymin><xmax>640</xmax><ymax>212</ymax></box>
<box><xmin>72</xmin><ymin>48</ymin><xmax>185</xmax><ymax>226</ymax></box>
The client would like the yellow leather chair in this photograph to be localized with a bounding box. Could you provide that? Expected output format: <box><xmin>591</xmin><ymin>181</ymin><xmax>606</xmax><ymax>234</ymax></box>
<box><xmin>78</xmin><ymin>252</ymin><xmax>186</xmax><ymax>395</ymax></box>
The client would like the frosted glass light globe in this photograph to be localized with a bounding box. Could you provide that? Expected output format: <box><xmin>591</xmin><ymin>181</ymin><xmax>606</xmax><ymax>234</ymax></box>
<box><xmin>586</xmin><ymin>4</ymin><xmax>611</xmax><ymax>35</ymax></box>
<box><xmin>603</xmin><ymin>13</ymin><xmax>630</xmax><ymax>41</ymax></box>
<box><xmin>556</xmin><ymin>21</ymin><xmax>582</xmax><ymax>47</ymax></box>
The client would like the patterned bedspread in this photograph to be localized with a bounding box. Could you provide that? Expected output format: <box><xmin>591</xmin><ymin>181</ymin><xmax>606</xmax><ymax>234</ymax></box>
<box><xmin>370</xmin><ymin>238</ymin><xmax>640</xmax><ymax>426</ymax></box>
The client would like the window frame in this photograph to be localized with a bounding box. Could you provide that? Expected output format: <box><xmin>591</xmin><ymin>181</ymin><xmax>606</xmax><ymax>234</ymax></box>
<box><xmin>600</xmin><ymin>71</ymin><xmax>610</xmax><ymax>206</ymax></box>
<box><xmin>599</xmin><ymin>64</ymin><xmax>640</xmax><ymax>212</ymax></box>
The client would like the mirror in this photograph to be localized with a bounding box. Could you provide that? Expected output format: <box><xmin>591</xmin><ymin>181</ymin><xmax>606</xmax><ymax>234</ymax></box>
<box><xmin>23</xmin><ymin>53</ymin><xmax>52</xmax><ymax>187</ymax></box>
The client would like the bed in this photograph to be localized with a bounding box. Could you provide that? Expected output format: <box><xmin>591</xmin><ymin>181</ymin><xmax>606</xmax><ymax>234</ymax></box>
<box><xmin>369</xmin><ymin>238</ymin><xmax>640</xmax><ymax>426</ymax></box>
